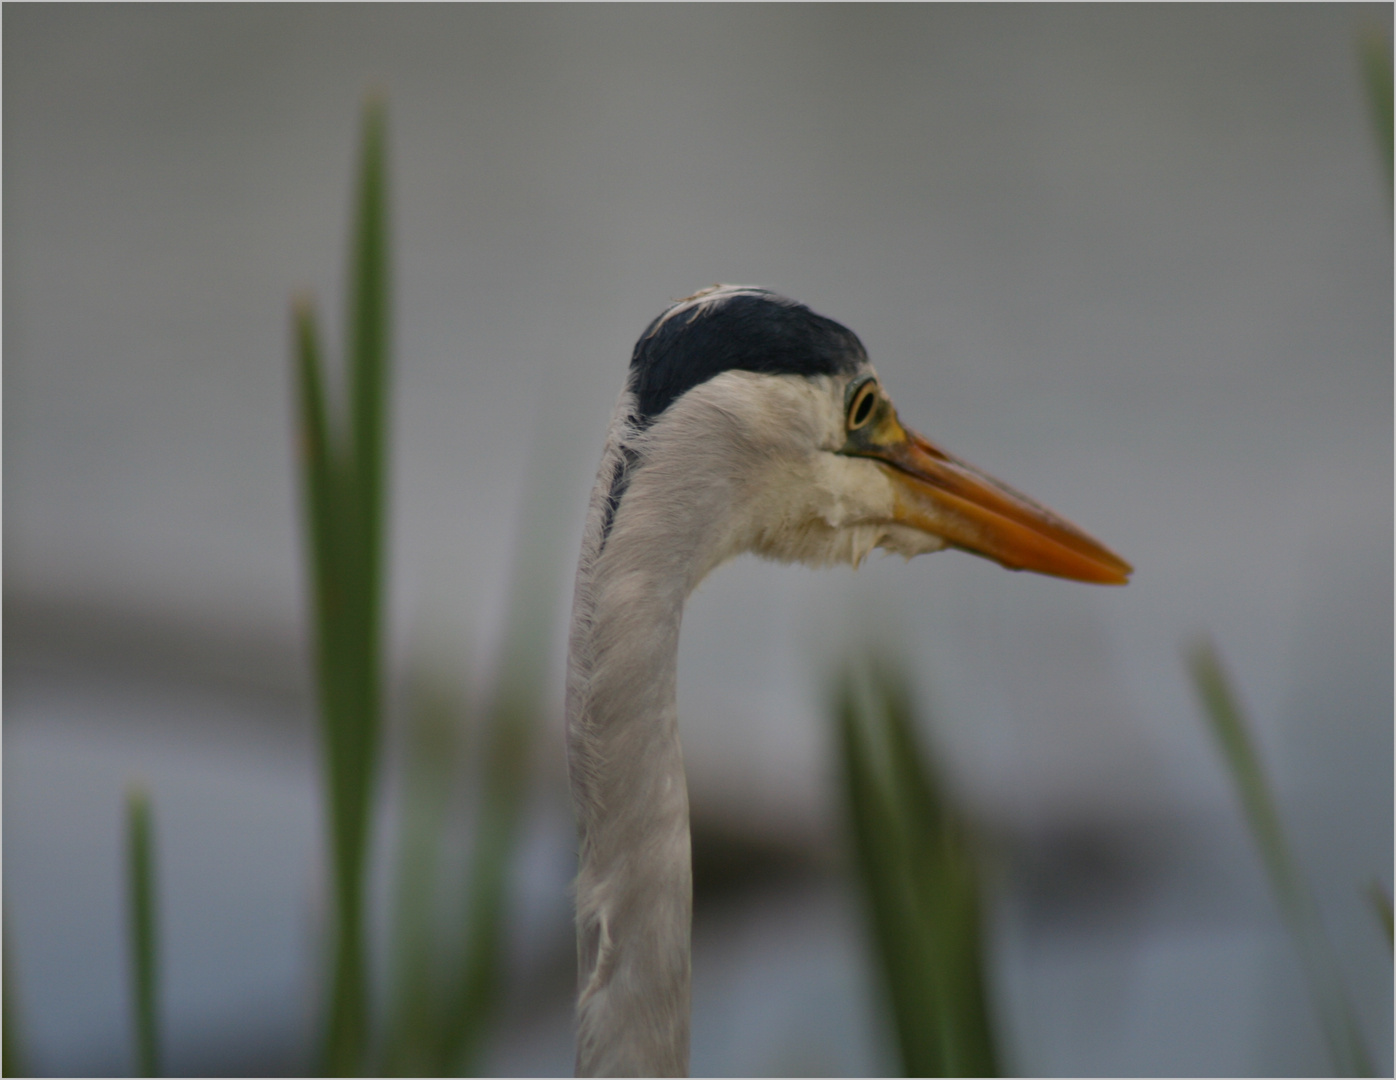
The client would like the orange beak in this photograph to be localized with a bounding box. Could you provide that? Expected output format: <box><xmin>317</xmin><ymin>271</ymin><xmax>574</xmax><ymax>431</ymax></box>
<box><xmin>843</xmin><ymin>390</ymin><xmax>1131</xmax><ymax>585</ymax></box>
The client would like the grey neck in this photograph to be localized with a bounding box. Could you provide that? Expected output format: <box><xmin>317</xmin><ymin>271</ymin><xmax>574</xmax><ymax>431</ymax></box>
<box><xmin>566</xmin><ymin>402</ymin><xmax>727</xmax><ymax>1077</ymax></box>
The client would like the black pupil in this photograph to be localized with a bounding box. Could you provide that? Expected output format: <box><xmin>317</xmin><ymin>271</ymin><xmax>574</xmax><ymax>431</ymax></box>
<box><xmin>852</xmin><ymin>388</ymin><xmax>875</xmax><ymax>426</ymax></box>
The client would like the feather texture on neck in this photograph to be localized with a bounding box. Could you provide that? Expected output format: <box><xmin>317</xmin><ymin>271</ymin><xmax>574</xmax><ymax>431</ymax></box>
<box><xmin>565</xmin><ymin>370</ymin><xmax>909</xmax><ymax>1076</ymax></box>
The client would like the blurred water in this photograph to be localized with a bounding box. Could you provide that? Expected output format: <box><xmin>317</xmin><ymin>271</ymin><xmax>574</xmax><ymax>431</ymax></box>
<box><xmin>4</xmin><ymin>666</ymin><xmax>318</xmax><ymax>1075</ymax></box>
<box><xmin>5</xmin><ymin>5</ymin><xmax>1391</xmax><ymax>1075</ymax></box>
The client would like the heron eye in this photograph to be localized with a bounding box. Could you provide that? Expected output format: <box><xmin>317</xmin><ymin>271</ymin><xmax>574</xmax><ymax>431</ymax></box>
<box><xmin>847</xmin><ymin>379</ymin><xmax>878</xmax><ymax>431</ymax></box>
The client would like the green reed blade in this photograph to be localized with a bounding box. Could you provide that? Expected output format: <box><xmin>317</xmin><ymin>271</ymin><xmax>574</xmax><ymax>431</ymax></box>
<box><xmin>381</xmin><ymin>674</ymin><xmax>460</xmax><ymax>1077</ymax></box>
<box><xmin>294</xmin><ymin>98</ymin><xmax>393</xmax><ymax>1076</ymax></box>
<box><xmin>884</xmin><ymin>669</ymin><xmax>997</xmax><ymax>1076</ymax></box>
<box><xmin>438</xmin><ymin>687</ymin><xmax>533</xmax><ymax>1075</ymax></box>
<box><xmin>296</xmin><ymin>292</ymin><xmax>365</xmax><ymax>1076</ymax></box>
<box><xmin>4</xmin><ymin>921</ymin><xmax>30</xmax><ymax>1080</ymax></box>
<box><xmin>348</xmin><ymin>96</ymin><xmax>391</xmax><ymax>571</ymax></box>
<box><xmin>343</xmin><ymin>94</ymin><xmax>390</xmax><ymax>827</ymax></box>
<box><xmin>438</xmin><ymin>458</ymin><xmax>568</xmax><ymax>1075</ymax></box>
<box><xmin>839</xmin><ymin>667</ymin><xmax>933</xmax><ymax>1074</ymax></box>
<box><xmin>1358</xmin><ymin>27</ymin><xmax>1393</xmax><ymax>195</ymax></box>
<box><xmin>126</xmin><ymin>785</ymin><xmax>160</xmax><ymax>1078</ymax></box>
<box><xmin>344</xmin><ymin>101</ymin><xmax>391</xmax><ymax>837</ymax></box>
<box><xmin>836</xmin><ymin>657</ymin><xmax>999</xmax><ymax>1077</ymax></box>
<box><xmin>1188</xmin><ymin>639</ymin><xmax>1373</xmax><ymax>1077</ymax></box>
<box><xmin>1367</xmin><ymin>881</ymin><xmax>1392</xmax><ymax>954</ymax></box>
<box><xmin>293</xmin><ymin>297</ymin><xmax>350</xmax><ymax>771</ymax></box>
<box><xmin>1188</xmin><ymin>642</ymin><xmax>1295</xmax><ymax>892</ymax></box>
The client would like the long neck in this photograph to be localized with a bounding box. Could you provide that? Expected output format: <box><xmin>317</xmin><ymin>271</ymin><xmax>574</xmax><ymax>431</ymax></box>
<box><xmin>566</xmin><ymin>406</ymin><xmax>730</xmax><ymax>1077</ymax></box>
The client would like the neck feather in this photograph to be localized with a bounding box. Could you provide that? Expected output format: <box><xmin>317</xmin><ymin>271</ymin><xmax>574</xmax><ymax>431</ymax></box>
<box><xmin>566</xmin><ymin>395</ymin><xmax>729</xmax><ymax>1077</ymax></box>
<box><xmin>565</xmin><ymin>372</ymin><xmax>844</xmax><ymax>1076</ymax></box>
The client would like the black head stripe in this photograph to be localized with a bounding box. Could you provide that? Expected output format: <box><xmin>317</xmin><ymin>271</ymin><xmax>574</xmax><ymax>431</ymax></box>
<box><xmin>628</xmin><ymin>286</ymin><xmax>867</xmax><ymax>426</ymax></box>
<box><xmin>597</xmin><ymin>443</ymin><xmax>640</xmax><ymax>553</ymax></box>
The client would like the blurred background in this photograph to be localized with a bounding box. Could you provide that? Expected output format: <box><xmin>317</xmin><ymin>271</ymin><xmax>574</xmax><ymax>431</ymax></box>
<box><xmin>4</xmin><ymin>4</ymin><xmax>1391</xmax><ymax>1076</ymax></box>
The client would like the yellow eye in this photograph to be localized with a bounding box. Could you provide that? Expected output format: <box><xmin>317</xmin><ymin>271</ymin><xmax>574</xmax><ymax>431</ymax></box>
<box><xmin>847</xmin><ymin>378</ymin><xmax>878</xmax><ymax>431</ymax></box>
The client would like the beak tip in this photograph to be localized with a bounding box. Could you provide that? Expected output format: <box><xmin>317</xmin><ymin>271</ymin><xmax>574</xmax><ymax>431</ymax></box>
<box><xmin>1023</xmin><ymin>558</ymin><xmax>1131</xmax><ymax>586</ymax></box>
<box><xmin>1083</xmin><ymin>555</ymin><xmax>1132</xmax><ymax>586</ymax></box>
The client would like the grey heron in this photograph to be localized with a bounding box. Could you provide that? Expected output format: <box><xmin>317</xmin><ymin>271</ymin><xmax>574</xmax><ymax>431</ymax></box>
<box><xmin>566</xmin><ymin>285</ymin><xmax>1130</xmax><ymax>1076</ymax></box>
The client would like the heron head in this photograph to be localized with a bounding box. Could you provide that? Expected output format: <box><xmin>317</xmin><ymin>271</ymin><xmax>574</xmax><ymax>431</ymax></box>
<box><xmin>621</xmin><ymin>286</ymin><xmax>1131</xmax><ymax>585</ymax></box>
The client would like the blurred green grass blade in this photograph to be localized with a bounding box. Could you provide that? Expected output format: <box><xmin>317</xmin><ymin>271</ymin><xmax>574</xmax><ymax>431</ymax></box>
<box><xmin>293</xmin><ymin>297</ymin><xmax>349</xmax><ymax>755</ymax></box>
<box><xmin>883</xmin><ymin>663</ymin><xmax>998</xmax><ymax>1078</ymax></box>
<box><xmin>1187</xmin><ymin>641</ymin><xmax>1295</xmax><ymax>891</ymax></box>
<box><xmin>347</xmin><ymin>100</ymin><xmax>391</xmax><ymax>745</ymax></box>
<box><xmin>293</xmin><ymin>97</ymin><xmax>394</xmax><ymax>1076</ymax></box>
<box><xmin>1368</xmin><ymin>881</ymin><xmax>1392</xmax><ymax>953</ymax></box>
<box><xmin>126</xmin><ymin>785</ymin><xmax>160</xmax><ymax>1078</ymax></box>
<box><xmin>348</xmin><ymin>96</ymin><xmax>390</xmax><ymax>554</ymax></box>
<box><xmin>1188</xmin><ymin>639</ymin><xmax>1373</xmax><ymax>1077</ymax></box>
<box><xmin>836</xmin><ymin>657</ymin><xmax>999</xmax><ymax>1077</ymax></box>
<box><xmin>885</xmin><ymin>673</ymin><xmax>998</xmax><ymax>1076</ymax></box>
<box><xmin>381</xmin><ymin>674</ymin><xmax>460</xmax><ymax>1076</ymax></box>
<box><xmin>439</xmin><ymin>692</ymin><xmax>533</xmax><ymax>1074</ymax></box>
<box><xmin>382</xmin><ymin>675</ymin><xmax>457</xmax><ymax>1071</ymax></box>
<box><xmin>332</xmin><ymin>101</ymin><xmax>392</xmax><ymax>1077</ymax></box>
<box><xmin>338</xmin><ymin>93</ymin><xmax>390</xmax><ymax>853</ymax></box>
<box><xmin>838</xmin><ymin>667</ymin><xmax>935</xmax><ymax>1074</ymax></box>
<box><xmin>293</xmin><ymin>297</ymin><xmax>335</xmax><ymax>592</ymax></box>
<box><xmin>438</xmin><ymin>455</ymin><xmax>568</xmax><ymax>1074</ymax></box>
<box><xmin>4</xmin><ymin>922</ymin><xmax>30</xmax><ymax>1079</ymax></box>
<box><xmin>1358</xmin><ymin>27</ymin><xmax>1393</xmax><ymax>195</ymax></box>
<box><xmin>297</xmin><ymin>283</ymin><xmax>367</xmax><ymax>1077</ymax></box>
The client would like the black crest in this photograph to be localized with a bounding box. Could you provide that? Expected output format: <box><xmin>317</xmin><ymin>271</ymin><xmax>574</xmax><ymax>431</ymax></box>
<box><xmin>627</xmin><ymin>286</ymin><xmax>866</xmax><ymax>426</ymax></box>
